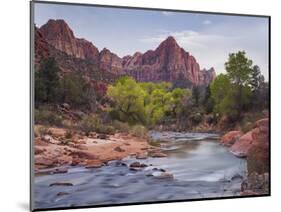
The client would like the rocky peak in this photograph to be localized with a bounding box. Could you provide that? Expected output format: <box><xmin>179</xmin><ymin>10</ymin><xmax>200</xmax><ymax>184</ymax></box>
<box><xmin>99</xmin><ymin>48</ymin><xmax>124</xmax><ymax>74</ymax></box>
<box><xmin>160</xmin><ymin>36</ymin><xmax>178</xmax><ymax>46</ymax></box>
<box><xmin>121</xmin><ymin>35</ymin><xmax>215</xmax><ymax>86</ymax></box>
<box><xmin>40</xmin><ymin>19</ymin><xmax>75</xmax><ymax>42</ymax></box>
<box><xmin>156</xmin><ymin>36</ymin><xmax>181</xmax><ymax>54</ymax></box>
<box><xmin>40</xmin><ymin>19</ymin><xmax>99</xmax><ymax>61</ymax></box>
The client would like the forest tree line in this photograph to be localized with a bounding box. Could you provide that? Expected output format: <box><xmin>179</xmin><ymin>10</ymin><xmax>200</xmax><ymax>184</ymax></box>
<box><xmin>35</xmin><ymin>51</ymin><xmax>269</xmax><ymax>131</ymax></box>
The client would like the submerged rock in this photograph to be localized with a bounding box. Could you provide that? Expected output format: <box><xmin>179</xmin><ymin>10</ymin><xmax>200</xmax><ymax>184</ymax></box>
<box><xmin>49</xmin><ymin>182</ymin><xmax>73</xmax><ymax>187</ymax></box>
<box><xmin>150</xmin><ymin>152</ymin><xmax>168</xmax><ymax>158</ymax></box>
<box><xmin>56</xmin><ymin>192</ymin><xmax>70</xmax><ymax>196</ymax></box>
<box><xmin>129</xmin><ymin>161</ymin><xmax>147</xmax><ymax>168</ymax></box>
<box><xmin>231</xmin><ymin>174</ymin><xmax>243</xmax><ymax>181</ymax></box>
<box><xmin>153</xmin><ymin>172</ymin><xmax>174</xmax><ymax>180</ymax></box>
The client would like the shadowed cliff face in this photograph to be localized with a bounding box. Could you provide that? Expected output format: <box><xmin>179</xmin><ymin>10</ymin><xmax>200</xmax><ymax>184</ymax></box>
<box><xmin>123</xmin><ymin>36</ymin><xmax>216</xmax><ymax>85</ymax></box>
<box><xmin>34</xmin><ymin>26</ymin><xmax>50</xmax><ymax>67</ymax></box>
<box><xmin>40</xmin><ymin>19</ymin><xmax>99</xmax><ymax>62</ymax></box>
<box><xmin>37</xmin><ymin>19</ymin><xmax>216</xmax><ymax>87</ymax></box>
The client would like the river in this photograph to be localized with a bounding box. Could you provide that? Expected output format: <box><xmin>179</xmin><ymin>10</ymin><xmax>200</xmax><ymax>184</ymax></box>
<box><xmin>34</xmin><ymin>131</ymin><xmax>246</xmax><ymax>209</ymax></box>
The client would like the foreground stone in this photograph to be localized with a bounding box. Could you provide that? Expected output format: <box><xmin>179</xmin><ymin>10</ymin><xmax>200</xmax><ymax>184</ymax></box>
<box><xmin>42</xmin><ymin>135</ymin><xmax>61</xmax><ymax>144</ymax></box>
<box><xmin>220</xmin><ymin>131</ymin><xmax>241</xmax><ymax>147</ymax></box>
<box><xmin>129</xmin><ymin>161</ymin><xmax>148</xmax><ymax>168</ymax></box>
<box><xmin>114</xmin><ymin>146</ymin><xmax>125</xmax><ymax>152</ymax></box>
<box><xmin>85</xmin><ymin>160</ymin><xmax>103</xmax><ymax>169</ymax></box>
<box><xmin>56</xmin><ymin>192</ymin><xmax>70</xmax><ymax>196</ymax></box>
<box><xmin>230</xmin><ymin>131</ymin><xmax>254</xmax><ymax>158</ymax></box>
<box><xmin>34</xmin><ymin>126</ymin><xmax>152</xmax><ymax>171</ymax></box>
<box><xmin>136</xmin><ymin>154</ymin><xmax>148</xmax><ymax>159</ymax></box>
<box><xmin>229</xmin><ymin>118</ymin><xmax>269</xmax><ymax>159</ymax></box>
<box><xmin>247</xmin><ymin>119</ymin><xmax>269</xmax><ymax>174</ymax></box>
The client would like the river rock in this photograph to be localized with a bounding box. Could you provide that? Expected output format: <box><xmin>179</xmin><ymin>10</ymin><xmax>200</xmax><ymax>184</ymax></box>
<box><xmin>57</xmin><ymin>192</ymin><xmax>70</xmax><ymax>196</ymax></box>
<box><xmin>36</xmin><ymin>167</ymin><xmax>68</xmax><ymax>175</ymax></box>
<box><xmin>85</xmin><ymin>160</ymin><xmax>103</xmax><ymax>169</ymax></box>
<box><xmin>34</xmin><ymin>146</ymin><xmax>45</xmax><ymax>155</ymax></box>
<box><xmin>153</xmin><ymin>172</ymin><xmax>174</xmax><ymax>180</ymax></box>
<box><xmin>71</xmin><ymin>158</ymin><xmax>82</xmax><ymax>166</ymax></box>
<box><xmin>35</xmin><ymin>156</ymin><xmax>56</xmax><ymax>167</ymax></box>
<box><xmin>129</xmin><ymin>162</ymin><xmax>148</xmax><ymax>169</ymax></box>
<box><xmin>49</xmin><ymin>182</ymin><xmax>73</xmax><ymax>187</ymax></box>
<box><xmin>150</xmin><ymin>152</ymin><xmax>168</xmax><ymax>158</ymax></box>
<box><xmin>97</xmin><ymin>134</ymin><xmax>109</xmax><ymax>139</ymax></box>
<box><xmin>136</xmin><ymin>154</ymin><xmax>148</xmax><ymax>159</ymax></box>
<box><xmin>220</xmin><ymin>131</ymin><xmax>241</xmax><ymax>147</ymax></box>
<box><xmin>230</xmin><ymin>131</ymin><xmax>254</xmax><ymax>158</ymax></box>
<box><xmin>42</xmin><ymin>135</ymin><xmax>61</xmax><ymax>144</ymax></box>
<box><xmin>53</xmin><ymin>167</ymin><xmax>68</xmax><ymax>174</ymax></box>
<box><xmin>152</xmin><ymin>168</ymin><xmax>166</xmax><ymax>172</ymax></box>
<box><xmin>114</xmin><ymin>161</ymin><xmax>127</xmax><ymax>167</ymax></box>
<box><xmin>70</xmin><ymin>150</ymin><xmax>98</xmax><ymax>160</ymax></box>
<box><xmin>114</xmin><ymin>146</ymin><xmax>125</xmax><ymax>152</ymax></box>
<box><xmin>231</xmin><ymin>174</ymin><xmax>243</xmax><ymax>181</ymax></box>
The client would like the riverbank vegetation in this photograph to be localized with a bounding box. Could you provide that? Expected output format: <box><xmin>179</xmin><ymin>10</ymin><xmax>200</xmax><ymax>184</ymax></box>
<box><xmin>35</xmin><ymin>51</ymin><xmax>269</xmax><ymax>135</ymax></box>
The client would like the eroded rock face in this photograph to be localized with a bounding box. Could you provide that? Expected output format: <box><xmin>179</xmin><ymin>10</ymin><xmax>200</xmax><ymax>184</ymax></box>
<box><xmin>229</xmin><ymin>118</ymin><xmax>269</xmax><ymax>160</ymax></box>
<box><xmin>40</xmin><ymin>19</ymin><xmax>99</xmax><ymax>61</ymax></box>
<box><xmin>99</xmin><ymin>48</ymin><xmax>124</xmax><ymax>74</ymax></box>
<box><xmin>220</xmin><ymin>131</ymin><xmax>242</xmax><ymax>147</ymax></box>
<box><xmin>34</xmin><ymin>26</ymin><xmax>50</xmax><ymax>67</ymax></box>
<box><xmin>123</xmin><ymin>36</ymin><xmax>216</xmax><ymax>86</ymax></box>
<box><xmin>230</xmin><ymin>131</ymin><xmax>254</xmax><ymax>158</ymax></box>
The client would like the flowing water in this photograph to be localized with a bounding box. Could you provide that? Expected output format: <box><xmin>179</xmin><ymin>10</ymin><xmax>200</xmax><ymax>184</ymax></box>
<box><xmin>34</xmin><ymin>131</ymin><xmax>246</xmax><ymax>209</ymax></box>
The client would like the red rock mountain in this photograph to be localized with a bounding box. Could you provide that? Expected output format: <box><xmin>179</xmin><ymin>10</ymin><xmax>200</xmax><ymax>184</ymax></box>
<box><xmin>37</xmin><ymin>19</ymin><xmax>216</xmax><ymax>86</ymax></box>
<box><xmin>122</xmin><ymin>36</ymin><xmax>215</xmax><ymax>85</ymax></box>
<box><xmin>40</xmin><ymin>19</ymin><xmax>99</xmax><ymax>61</ymax></box>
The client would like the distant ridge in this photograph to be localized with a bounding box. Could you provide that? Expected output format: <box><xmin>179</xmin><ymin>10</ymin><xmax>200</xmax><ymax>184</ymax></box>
<box><xmin>36</xmin><ymin>19</ymin><xmax>216</xmax><ymax>87</ymax></box>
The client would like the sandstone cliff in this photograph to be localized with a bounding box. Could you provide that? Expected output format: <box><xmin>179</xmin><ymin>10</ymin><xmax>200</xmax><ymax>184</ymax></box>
<box><xmin>123</xmin><ymin>36</ymin><xmax>215</xmax><ymax>86</ymax></box>
<box><xmin>40</xmin><ymin>19</ymin><xmax>99</xmax><ymax>62</ymax></box>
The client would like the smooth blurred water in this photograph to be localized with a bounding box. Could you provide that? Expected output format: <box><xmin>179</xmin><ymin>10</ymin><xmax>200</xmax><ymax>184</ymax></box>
<box><xmin>34</xmin><ymin>131</ymin><xmax>246</xmax><ymax>209</ymax></box>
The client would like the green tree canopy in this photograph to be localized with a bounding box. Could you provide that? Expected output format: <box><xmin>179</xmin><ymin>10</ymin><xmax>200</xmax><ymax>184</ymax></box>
<box><xmin>35</xmin><ymin>57</ymin><xmax>61</xmax><ymax>104</ymax></box>
<box><xmin>225</xmin><ymin>51</ymin><xmax>253</xmax><ymax>85</ymax></box>
<box><xmin>107</xmin><ymin>77</ymin><xmax>147</xmax><ymax>124</ymax></box>
<box><xmin>107</xmin><ymin>76</ymin><xmax>190</xmax><ymax>126</ymax></box>
<box><xmin>211</xmin><ymin>51</ymin><xmax>256</xmax><ymax>119</ymax></box>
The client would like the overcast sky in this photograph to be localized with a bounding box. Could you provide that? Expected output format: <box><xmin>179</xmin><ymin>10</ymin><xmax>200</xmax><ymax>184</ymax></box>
<box><xmin>34</xmin><ymin>3</ymin><xmax>269</xmax><ymax>80</ymax></box>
